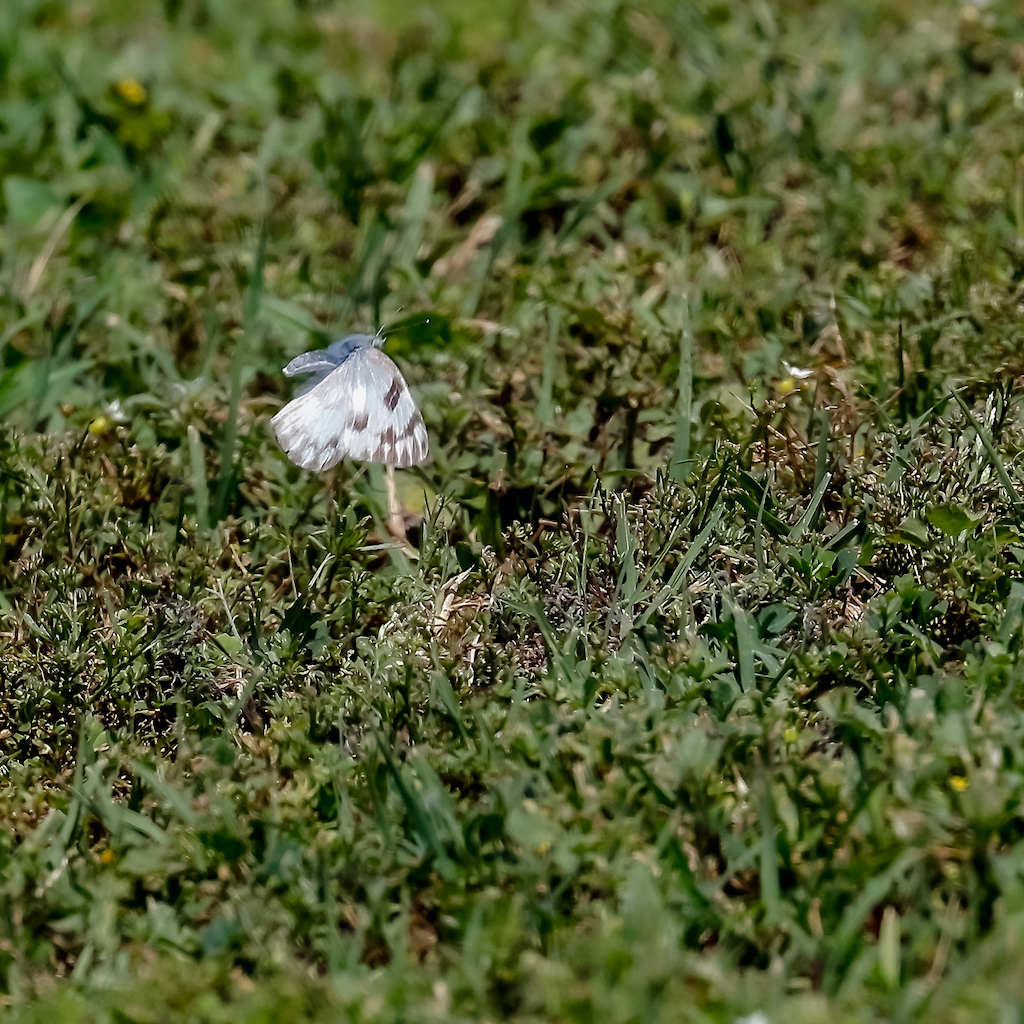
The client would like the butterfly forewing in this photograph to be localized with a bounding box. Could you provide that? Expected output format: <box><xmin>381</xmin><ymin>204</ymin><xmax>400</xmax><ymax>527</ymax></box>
<box><xmin>281</xmin><ymin>350</ymin><xmax>340</xmax><ymax>379</ymax></box>
<box><xmin>271</xmin><ymin>346</ymin><xmax>428</xmax><ymax>470</ymax></box>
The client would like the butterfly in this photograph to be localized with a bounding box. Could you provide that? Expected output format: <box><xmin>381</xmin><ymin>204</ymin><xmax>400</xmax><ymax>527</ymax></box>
<box><xmin>271</xmin><ymin>333</ymin><xmax>429</xmax><ymax>471</ymax></box>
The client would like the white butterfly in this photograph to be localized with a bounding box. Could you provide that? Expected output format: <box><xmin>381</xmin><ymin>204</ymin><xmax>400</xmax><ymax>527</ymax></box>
<box><xmin>271</xmin><ymin>333</ymin><xmax>429</xmax><ymax>471</ymax></box>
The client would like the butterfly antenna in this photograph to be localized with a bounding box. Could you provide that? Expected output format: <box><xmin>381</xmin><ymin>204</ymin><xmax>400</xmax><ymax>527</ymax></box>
<box><xmin>373</xmin><ymin>306</ymin><xmax>404</xmax><ymax>348</ymax></box>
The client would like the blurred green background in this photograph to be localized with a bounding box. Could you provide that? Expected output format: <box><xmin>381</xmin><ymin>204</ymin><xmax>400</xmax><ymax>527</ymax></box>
<box><xmin>4</xmin><ymin>0</ymin><xmax>1024</xmax><ymax>1020</ymax></box>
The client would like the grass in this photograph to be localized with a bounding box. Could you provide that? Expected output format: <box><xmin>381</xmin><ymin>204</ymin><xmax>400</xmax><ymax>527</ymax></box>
<box><xmin>3</xmin><ymin>0</ymin><xmax>1024</xmax><ymax>1019</ymax></box>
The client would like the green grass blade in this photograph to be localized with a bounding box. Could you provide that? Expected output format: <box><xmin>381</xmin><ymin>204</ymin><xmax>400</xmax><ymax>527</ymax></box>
<box><xmin>813</xmin><ymin>407</ymin><xmax>830</xmax><ymax>509</ymax></box>
<box><xmin>635</xmin><ymin>504</ymin><xmax>723</xmax><ymax>631</ymax></box>
<box><xmin>671</xmin><ymin>293</ymin><xmax>693</xmax><ymax>481</ymax></box>
<box><xmin>215</xmin><ymin>217</ymin><xmax>266</xmax><ymax>522</ymax></box>
<box><xmin>950</xmin><ymin>386</ymin><xmax>1023</xmax><ymax>521</ymax></box>
<box><xmin>754</xmin><ymin>472</ymin><xmax>771</xmax><ymax>572</ymax></box>
<box><xmin>187</xmin><ymin>424</ymin><xmax>210</xmax><ymax>534</ymax></box>
<box><xmin>394</xmin><ymin>159</ymin><xmax>436</xmax><ymax>272</ymax></box>
<box><xmin>733</xmin><ymin>601</ymin><xmax>756</xmax><ymax>693</ymax></box>
<box><xmin>757</xmin><ymin>779</ymin><xmax>781</xmax><ymax>920</ymax></box>
<box><xmin>823</xmin><ymin>849</ymin><xmax>922</xmax><ymax>992</ymax></box>
<box><xmin>789</xmin><ymin>471</ymin><xmax>832</xmax><ymax>541</ymax></box>
<box><xmin>538</xmin><ymin>303</ymin><xmax>562</xmax><ymax>427</ymax></box>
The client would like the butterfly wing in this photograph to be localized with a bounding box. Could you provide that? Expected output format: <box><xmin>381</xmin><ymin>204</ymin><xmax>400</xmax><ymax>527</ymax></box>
<box><xmin>281</xmin><ymin>336</ymin><xmax>375</xmax><ymax>393</ymax></box>
<box><xmin>271</xmin><ymin>347</ymin><xmax>429</xmax><ymax>470</ymax></box>
<box><xmin>281</xmin><ymin>350</ymin><xmax>340</xmax><ymax>380</ymax></box>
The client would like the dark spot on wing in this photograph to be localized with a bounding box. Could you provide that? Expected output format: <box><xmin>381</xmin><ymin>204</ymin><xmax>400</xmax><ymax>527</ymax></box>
<box><xmin>399</xmin><ymin>414</ymin><xmax>422</xmax><ymax>440</ymax></box>
<box><xmin>352</xmin><ymin>412</ymin><xmax>369</xmax><ymax>431</ymax></box>
<box><xmin>384</xmin><ymin>377</ymin><xmax>403</xmax><ymax>411</ymax></box>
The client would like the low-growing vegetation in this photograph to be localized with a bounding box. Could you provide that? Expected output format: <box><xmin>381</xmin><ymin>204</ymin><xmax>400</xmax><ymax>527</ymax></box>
<box><xmin>3</xmin><ymin>0</ymin><xmax>1024</xmax><ymax>1019</ymax></box>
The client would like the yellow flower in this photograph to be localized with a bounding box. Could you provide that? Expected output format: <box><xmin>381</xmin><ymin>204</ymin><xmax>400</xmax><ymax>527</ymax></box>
<box><xmin>950</xmin><ymin>775</ymin><xmax>969</xmax><ymax>792</ymax></box>
<box><xmin>116</xmin><ymin>78</ymin><xmax>147</xmax><ymax>105</ymax></box>
<box><xmin>101</xmin><ymin>849</ymin><xmax>116</xmax><ymax>864</ymax></box>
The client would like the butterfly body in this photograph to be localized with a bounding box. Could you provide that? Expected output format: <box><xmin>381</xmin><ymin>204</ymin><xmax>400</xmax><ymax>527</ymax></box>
<box><xmin>271</xmin><ymin>334</ymin><xmax>429</xmax><ymax>471</ymax></box>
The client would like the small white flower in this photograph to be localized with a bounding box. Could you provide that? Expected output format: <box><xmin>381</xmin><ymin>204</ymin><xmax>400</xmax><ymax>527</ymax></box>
<box><xmin>782</xmin><ymin>360</ymin><xmax>814</xmax><ymax>380</ymax></box>
<box><xmin>106</xmin><ymin>398</ymin><xmax>128</xmax><ymax>423</ymax></box>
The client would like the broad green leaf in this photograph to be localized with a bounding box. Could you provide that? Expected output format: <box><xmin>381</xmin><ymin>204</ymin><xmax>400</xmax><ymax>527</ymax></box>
<box><xmin>926</xmin><ymin>502</ymin><xmax>979</xmax><ymax>536</ymax></box>
<box><xmin>891</xmin><ymin>516</ymin><xmax>930</xmax><ymax>546</ymax></box>
<box><xmin>3</xmin><ymin>175</ymin><xmax>58</xmax><ymax>226</ymax></box>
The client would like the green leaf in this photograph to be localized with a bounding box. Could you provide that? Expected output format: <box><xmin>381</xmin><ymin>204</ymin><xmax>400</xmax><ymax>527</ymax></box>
<box><xmin>214</xmin><ymin>633</ymin><xmax>244</xmax><ymax>656</ymax></box>
<box><xmin>3</xmin><ymin>175</ymin><xmax>58</xmax><ymax>226</ymax></box>
<box><xmin>383</xmin><ymin>311</ymin><xmax>453</xmax><ymax>357</ymax></box>
<box><xmin>926</xmin><ymin>502</ymin><xmax>979</xmax><ymax>536</ymax></box>
<box><xmin>261</xmin><ymin>293</ymin><xmax>330</xmax><ymax>345</ymax></box>
<box><xmin>890</xmin><ymin>516</ymin><xmax>930</xmax><ymax>546</ymax></box>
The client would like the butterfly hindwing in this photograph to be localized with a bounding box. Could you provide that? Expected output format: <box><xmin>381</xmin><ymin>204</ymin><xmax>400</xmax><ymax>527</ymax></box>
<box><xmin>271</xmin><ymin>346</ymin><xmax>428</xmax><ymax>470</ymax></box>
